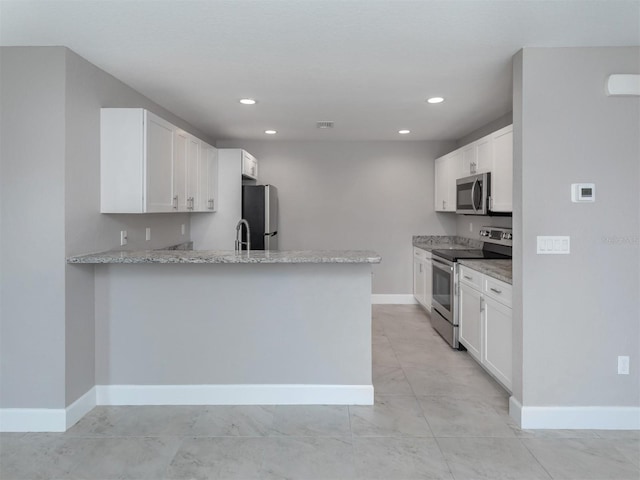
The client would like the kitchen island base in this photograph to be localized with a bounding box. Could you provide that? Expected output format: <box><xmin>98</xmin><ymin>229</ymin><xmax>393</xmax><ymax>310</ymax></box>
<box><xmin>94</xmin><ymin>262</ymin><xmax>374</xmax><ymax>405</ymax></box>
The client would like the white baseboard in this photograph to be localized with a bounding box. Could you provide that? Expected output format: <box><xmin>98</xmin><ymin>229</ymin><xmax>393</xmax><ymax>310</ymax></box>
<box><xmin>96</xmin><ymin>384</ymin><xmax>374</xmax><ymax>406</ymax></box>
<box><xmin>510</xmin><ymin>396</ymin><xmax>640</xmax><ymax>430</ymax></box>
<box><xmin>372</xmin><ymin>294</ymin><xmax>417</xmax><ymax>304</ymax></box>
<box><xmin>0</xmin><ymin>408</ymin><xmax>66</xmax><ymax>432</ymax></box>
<box><xmin>0</xmin><ymin>387</ymin><xmax>96</xmax><ymax>432</ymax></box>
<box><xmin>66</xmin><ymin>387</ymin><xmax>97</xmax><ymax>429</ymax></box>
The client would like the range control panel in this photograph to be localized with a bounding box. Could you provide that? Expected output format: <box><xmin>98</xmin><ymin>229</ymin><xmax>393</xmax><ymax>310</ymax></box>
<box><xmin>479</xmin><ymin>227</ymin><xmax>513</xmax><ymax>246</ymax></box>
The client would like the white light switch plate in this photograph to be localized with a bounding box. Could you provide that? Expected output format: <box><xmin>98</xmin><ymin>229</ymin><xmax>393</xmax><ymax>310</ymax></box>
<box><xmin>537</xmin><ymin>236</ymin><xmax>570</xmax><ymax>254</ymax></box>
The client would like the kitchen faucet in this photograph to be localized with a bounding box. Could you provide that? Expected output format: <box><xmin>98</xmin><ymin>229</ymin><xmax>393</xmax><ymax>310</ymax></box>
<box><xmin>235</xmin><ymin>219</ymin><xmax>251</xmax><ymax>253</ymax></box>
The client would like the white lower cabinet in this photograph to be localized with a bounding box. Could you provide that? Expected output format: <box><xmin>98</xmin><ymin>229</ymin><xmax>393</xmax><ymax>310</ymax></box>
<box><xmin>482</xmin><ymin>295</ymin><xmax>512</xmax><ymax>389</ymax></box>
<box><xmin>458</xmin><ymin>265</ymin><xmax>512</xmax><ymax>392</ymax></box>
<box><xmin>459</xmin><ymin>282</ymin><xmax>482</xmax><ymax>361</ymax></box>
<box><xmin>413</xmin><ymin>247</ymin><xmax>432</xmax><ymax>312</ymax></box>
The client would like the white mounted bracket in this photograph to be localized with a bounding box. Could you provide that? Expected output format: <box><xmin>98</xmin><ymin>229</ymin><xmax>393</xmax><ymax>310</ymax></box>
<box><xmin>606</xmin><ymin>74</ymin><xmax>640</xmax><ymax>96</ymax></box>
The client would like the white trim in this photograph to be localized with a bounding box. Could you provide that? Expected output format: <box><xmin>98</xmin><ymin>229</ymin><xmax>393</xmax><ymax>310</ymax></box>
<box><xmin>96</xmin><ymin>384</ymin><xmax>374</xmax><ymax>406</ymax></box>
<box><xmin>510</xmin><ymin>396</ymin><xmax>640</xmax><ymax>430</ymax></box>
<box><xmin>0</xmin><ymin>408</ymin><xmax>66</xmax><ymax>432</ymax></box>
<box><xmin>66</xmin><ymin>387</ymin><xmax>97</xmax><ymax>429</ymax></box>
<box><xmin>372</xmin><ymin>294</ymin><xmax>417</xmax><ymax>305</ymax></box>
<box><xmin>0</xmin><ymin>387</ymin><xmax>97</xmax><ymax>432</ymax></box>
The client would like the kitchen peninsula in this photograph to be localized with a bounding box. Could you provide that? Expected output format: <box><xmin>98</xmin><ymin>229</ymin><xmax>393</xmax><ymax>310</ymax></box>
<box><xmin>68</xmin><ymin>248</ymin><xmax>381</xmax><ymax>406</ymax></box>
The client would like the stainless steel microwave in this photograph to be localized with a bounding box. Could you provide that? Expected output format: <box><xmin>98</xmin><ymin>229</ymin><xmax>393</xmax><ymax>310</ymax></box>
<box><xmin>456</xmin><ymin>172</ymin><xmax>490</xmax><ymax>215</ymax></box>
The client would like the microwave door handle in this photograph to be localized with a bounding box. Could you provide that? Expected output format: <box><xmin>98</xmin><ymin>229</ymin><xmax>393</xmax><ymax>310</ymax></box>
<box><xmin>471</xmin><ymin>179</ymin><xmax>478</xmax><ymax>213</ymax></box>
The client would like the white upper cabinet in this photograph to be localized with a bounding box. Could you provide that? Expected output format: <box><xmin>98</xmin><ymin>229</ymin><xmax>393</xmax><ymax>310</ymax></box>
<box><xmin>461</xmin><ymin>136</ymin><xmax>493</xmax><ymax>177</ymax></box>
<box><xmin>489</xmin><ymin>125</ymin><xmax>513</xmax><ymax>213</ymax></box>
<box><xmin>241</xmin><ymin>150</ymin><xmax>258</xmax><ymax>180</ymax></box>
<box><xmin>101</xmin><ymin>108</ymin><xmax>217</xmax><ymax>214</ymax></box>
<box><xmin>101</xmin><ymin>109</ymin><xmax>176</xmax><ymax>213</ymax></box>
<box><xmin>433</xmin><ymin>123</ymin><xmax>512</xmax><ymax>214</ymax></box>
<box><xmin>174</xmin><ymin>130</ymin><xmax>201</xmax><ymax>212</ymax></box>
<box><xmin>434</xmin><ymin>150</ymin><xmax>461</xmax><ymax>212</ymax></box>
<box><xmin>198</xmin><ymin>141</ymin><xmax>218</xmax><ymax>211</ymax></box>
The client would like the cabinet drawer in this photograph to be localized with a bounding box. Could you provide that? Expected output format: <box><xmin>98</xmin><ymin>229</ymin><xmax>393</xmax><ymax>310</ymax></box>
<box><xmin>459</xmin><ymin>265</ymin><xmax>483</xmax><ymax>290</ymax></box>
<box><xmin>413</xmin><ymin>247</ymin><xmax>429</xmax><ymax>261</ymax></box>
<box><xmin>483</xmin><ymin>277</ymin><xmax>512</xmax><ymax>307</ymax></box>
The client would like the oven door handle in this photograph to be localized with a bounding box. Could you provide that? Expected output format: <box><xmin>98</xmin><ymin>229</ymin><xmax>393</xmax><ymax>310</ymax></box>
<box><xmin>431</xmin><ymin>257</ymin><xmax>454</xmax><ymax>272</ymax></box>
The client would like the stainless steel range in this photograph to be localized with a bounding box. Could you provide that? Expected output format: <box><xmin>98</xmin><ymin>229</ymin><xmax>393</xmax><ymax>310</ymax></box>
<box><xmin>430</xmin><ymin>227</ymin><xmax>512</xmax><ymax>349</ymax></box>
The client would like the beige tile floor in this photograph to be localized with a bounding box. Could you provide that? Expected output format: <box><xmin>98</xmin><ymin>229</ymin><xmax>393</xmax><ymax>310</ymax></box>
<box><xmin>1</xmin><ymin>305</ymin><xmax>638</xmax><ymax>479</ymax></box>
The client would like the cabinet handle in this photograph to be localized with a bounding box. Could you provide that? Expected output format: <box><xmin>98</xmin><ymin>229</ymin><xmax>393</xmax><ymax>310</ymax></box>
<box><xmin>490</xmin><ymin>287</ymin><xmax>502</xmax><ymax>294</ymax></box>
<box><xmin>480</xmin><ymin>297</ymin><xmax>485</xmax><ymax>312</ymax></box>
<box><xmin>464</xmin><ymin>275</ymin><xmax>473</xmax><ymax>280</ymax></box>
<box><xmin>173</xmin><ymin>196</ymin><xmax>178</xmax><ymax>209</ymax></box>
<box><xmin>443</xmin><ymin>200</ymin><xmax>446</xmax><ymax>209</ymax></box>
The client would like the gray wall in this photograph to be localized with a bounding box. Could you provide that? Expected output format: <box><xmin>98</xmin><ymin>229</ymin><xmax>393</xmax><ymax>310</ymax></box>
<box><xmin>1</xmin><ymin>46</ymin><xmax>217</xmax><ymax>408</ymax></box>
<box><xmin>0</xmin><ymin>48</ymin><xmax>67</xmax><ymax>408</ymax></box>
<box><xmin>513</xmin><ymin>47</ymin><xmax>640</xmax><ymax>408</ymax></box>
<box><xmin>95</xmin><ymin>263</ymin><xmax>372</xmax><ymax>386</ymax></box>
<box><xmin>456</xmin><ymin>112</ymin><xmax>513</xmax><ymax>148</ymax></box>
<box><xmin>455</xmin><ymin>215</ymin><xmax>512</xmax><ymax>240</ymax></box>
<box><xmin>215</xmin><ymin>140</ymin><xmax>457</xmax><ymax>294</ymax></box>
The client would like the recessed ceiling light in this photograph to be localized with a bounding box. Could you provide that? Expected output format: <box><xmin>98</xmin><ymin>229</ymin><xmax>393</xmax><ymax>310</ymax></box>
<box><xmin>427</xmin><ymin>97</ymin><xmax>444</xmax><ymax>104</ymax></box>
<box><xmin>399</xmin><ymin>129</ymin><xmax>411</xmax><ymax>135</ymax></box>
<box><xmin>265</xmin><ymin>130</ymin><xmax>277</xmax><ymax>135</ymax></box>
<box><xmin>239</xmin><ymin>98</ymin><xmax>257</xmax><ymax>105</ymax></box>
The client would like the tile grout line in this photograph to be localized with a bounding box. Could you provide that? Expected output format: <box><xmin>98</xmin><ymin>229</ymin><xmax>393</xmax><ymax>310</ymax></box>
<box><xmin>384</xmin><ymin>310</ymin><xmax>459</xmax><ymax>480</ymax></box>
<box><xmin>518</xmin><ymin>436</ymin><xmax>556</xmax><ymax>480</ymax></box>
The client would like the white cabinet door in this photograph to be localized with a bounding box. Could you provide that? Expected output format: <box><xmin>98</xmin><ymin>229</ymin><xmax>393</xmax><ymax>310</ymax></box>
<box><xmin>434</xmin><ymin>151</ymin><xmax>460</xmax><ymax>212</ymax></box>
<box><xmin>173</xmin><ymin>130</ymin><xmax>188</xmax><ymax>211</ymax></box>
<box><xmin>459</xmin><ymin>282</ymin><xmax>483</xmax><ymax>361</ymax></box>
<box><xmin>461</xmin><ymin>144</ymin><xmax>475</xmax><ymax>176</ymax></box>
<box><xmin>198</xmin><ymin>141</ymin><xmax>218</xmax><ymax>212</ymax></box>
<box><xmin>174</xmin><ymin>131</ymin><xmax>200</xmax><ymax>211</ymax></box>
<box><xmin>490</xmin><ymin>125</ymin><xmax>513</xmax><ymax>213</ymax></box>
<box><xmin>145</xmin><ymin>112</ymin><xmax>176</xmax><ymax>212</ymax></box>
<box><xmin>434</xmin><ymin>155</ymin><xmax>448</xmax><ymax>212</ymax></box>
<box><xmin>241</xmin><ymin>151</ymin><xmax>258</xmax><ymax>180</ymax></box>
<box><xmin>483</xmin><ymin>295</ymin><xmax>512</xmax><ymax>390</ymax></box>
<box><xmin>101</xmin><ymin>108</ymin><xmax>176</xmax><ymax>213</ymax></box>
<box><xmin>475</xmin><ymin>136</ymin><xmax>493</xmax><ymax>173</ymax></box>
<box><xmin>186</xmin><ymin>136</ymin><xmax>199</xmax><ymax>210</ymax></box>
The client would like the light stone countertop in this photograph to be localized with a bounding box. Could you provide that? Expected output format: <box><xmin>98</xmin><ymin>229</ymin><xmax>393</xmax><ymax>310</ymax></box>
<box><xmin>67</xmin><ymin>249</ymin><xmax>382</xmax><ymax>265</ymax></box>
<box><xmin>412</xmin><ymin>235</ymin><xmax>482</xmax><ymax>252</ymax></box>
<box><xmin>457</xmin><ymin>259</ymin><xmax>512</xmax><ymax>284</ymax></box>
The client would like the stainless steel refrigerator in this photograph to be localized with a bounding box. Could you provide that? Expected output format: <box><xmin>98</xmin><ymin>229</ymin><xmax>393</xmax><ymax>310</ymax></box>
<box><xmin>241</xmin><ymin>185</ymin><xmax>278</xmax><ymax>250</ymax></box>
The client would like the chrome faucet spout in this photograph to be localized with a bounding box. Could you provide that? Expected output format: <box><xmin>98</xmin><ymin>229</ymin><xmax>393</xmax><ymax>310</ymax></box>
<box><xmin>235</xmin><ymin>219</ymin><xmax>251</xmax><ymax>253</ymax></box>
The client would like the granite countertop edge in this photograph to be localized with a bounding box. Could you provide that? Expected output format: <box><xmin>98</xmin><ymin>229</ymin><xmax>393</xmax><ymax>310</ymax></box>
<box><xmin>67</xmin><ymin>249</ymin><xmax>382</xmax><ymax>265</ymax></box>
<box><xmin>457</xmin><ymin>259</ymin><xmax>513</xmax><ymax>285</ymax></box>
<box><xmin>412</xmin><ymin>235</ymin><xmax>483</xmax><ymax>251</ymax></box>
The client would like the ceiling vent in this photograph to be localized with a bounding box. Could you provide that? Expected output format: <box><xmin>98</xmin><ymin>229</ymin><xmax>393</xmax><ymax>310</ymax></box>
<box><xmin>316</xmin><ymin>121</ymin><xmax>334</xmax><ymax>129</ymax></box>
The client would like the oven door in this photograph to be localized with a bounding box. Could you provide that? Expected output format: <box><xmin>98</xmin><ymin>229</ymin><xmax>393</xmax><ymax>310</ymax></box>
<box><xmin>456</xmin><ymin>173</ymin><xmax>489</xmax><ymax>215</ymax></box>
<box><xmin>431</xmin><ymin>256</ymin><xmax>455</xmax><ymax>323</ymax></box>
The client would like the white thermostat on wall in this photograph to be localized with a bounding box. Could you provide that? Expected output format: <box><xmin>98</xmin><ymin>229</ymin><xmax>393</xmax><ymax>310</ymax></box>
<box><xmin>571</xmin><ymin>183</ymin><xmax>595</xmax><ymax>203</ymax></box>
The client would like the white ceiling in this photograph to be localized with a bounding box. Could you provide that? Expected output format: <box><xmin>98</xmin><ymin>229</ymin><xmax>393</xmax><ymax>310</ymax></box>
<box><xmin>1</xmin><ymin>0</ymin><xmax>639</xmax><ymax>141</ymax></box>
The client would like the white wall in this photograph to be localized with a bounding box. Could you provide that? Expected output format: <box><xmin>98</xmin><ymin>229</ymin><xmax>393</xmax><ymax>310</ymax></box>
<box><xmin>1</xmin><ymin>46</ymin><xmax>217</xmax><ymax>409</ymax></box>
<box><xmin>214</xmin><ymin>140</ymin><xmax>457</xmax><ymax>294</ymax></box>
<box><xmin>513</xmin><ymin>47</ymin><xmax>639</xmax><ymax>415</ymax></box>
